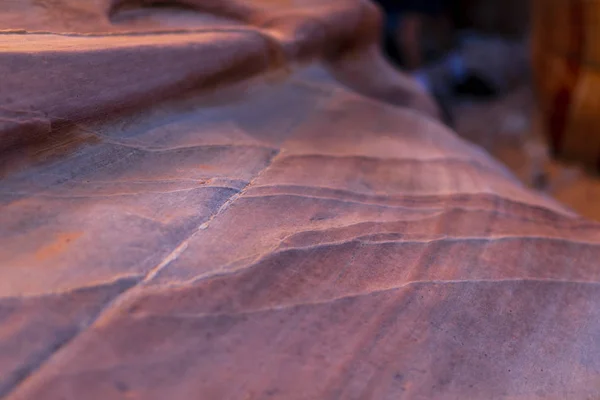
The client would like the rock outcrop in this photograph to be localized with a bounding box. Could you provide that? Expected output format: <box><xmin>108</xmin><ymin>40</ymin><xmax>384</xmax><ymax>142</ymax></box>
<box><xmin>1</xmin><ymin>1</ymin><xmax>599</xmax><ymax>399</ymax></box>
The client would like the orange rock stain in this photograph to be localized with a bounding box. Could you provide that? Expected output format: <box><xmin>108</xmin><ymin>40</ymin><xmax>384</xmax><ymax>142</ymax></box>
<box><xmin>34</xmin><ymin>232</ymin><xmax>83</xmax><ymax>261</ymax></box>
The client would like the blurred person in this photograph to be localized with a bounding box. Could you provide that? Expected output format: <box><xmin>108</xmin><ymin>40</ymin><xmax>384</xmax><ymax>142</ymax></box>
<box><xmin>374</xmin><ymin>0</ymin><xmax>530</xmax><ymax>128</ymax></box>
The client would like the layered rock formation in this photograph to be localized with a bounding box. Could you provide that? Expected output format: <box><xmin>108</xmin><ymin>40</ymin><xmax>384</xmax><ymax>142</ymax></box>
<box><xmin>1</xmin><ymin>1</ymin><xmax>599</xmax><ymax>399</ymax></box>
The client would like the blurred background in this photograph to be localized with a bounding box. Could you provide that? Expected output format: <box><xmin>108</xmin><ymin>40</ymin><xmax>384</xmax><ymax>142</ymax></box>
<box><xmin>375</xmin><ymin>0</ymin><xmax>600</xmax><ymax>221</ymax></box>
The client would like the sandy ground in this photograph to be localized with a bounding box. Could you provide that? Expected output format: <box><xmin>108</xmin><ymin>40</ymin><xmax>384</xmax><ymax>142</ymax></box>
<box><xmin>454</xmin><ymin>86</ymin><xmax>600</xmax><ymax>221</ymax></box>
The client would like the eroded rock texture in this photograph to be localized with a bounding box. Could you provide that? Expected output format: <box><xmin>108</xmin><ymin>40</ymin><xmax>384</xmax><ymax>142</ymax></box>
<box><xmin>1</xmin><ymin>1</ymin><xmax>599</xmax><ymax>399</ymax></box>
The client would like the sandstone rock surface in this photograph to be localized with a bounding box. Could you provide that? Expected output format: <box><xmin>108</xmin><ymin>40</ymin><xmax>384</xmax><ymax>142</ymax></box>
<box><xmin>1</xmin><ymin>1</ymin><xmax>599</xmax><ymax>399</ymax></box>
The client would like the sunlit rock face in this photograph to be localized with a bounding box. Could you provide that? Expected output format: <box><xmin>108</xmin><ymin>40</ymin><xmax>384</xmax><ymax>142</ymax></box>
<box><xmin>1</xmin><ymin>1</ymin><xmax>599</xmax><ymax>399</ymax></box>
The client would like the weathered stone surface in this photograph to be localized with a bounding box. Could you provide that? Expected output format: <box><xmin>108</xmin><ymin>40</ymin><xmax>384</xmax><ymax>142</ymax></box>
<box><xmin>1</xmin><ymin>1</ymin><xmax>599</xmax><ymax>399</ymax></box>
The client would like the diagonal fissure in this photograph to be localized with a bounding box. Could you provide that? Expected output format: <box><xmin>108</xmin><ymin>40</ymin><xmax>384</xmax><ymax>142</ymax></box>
<box><xmin>1</xmin><ymin>148</ymin><xmax>283</xmax><ymax>399</ymax></box>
